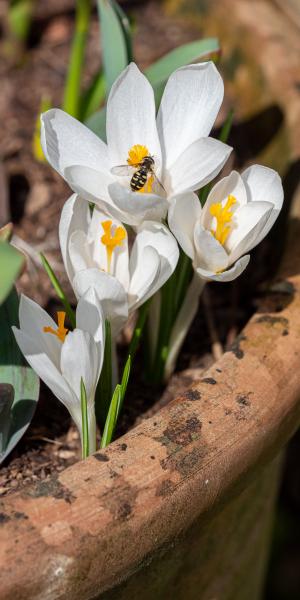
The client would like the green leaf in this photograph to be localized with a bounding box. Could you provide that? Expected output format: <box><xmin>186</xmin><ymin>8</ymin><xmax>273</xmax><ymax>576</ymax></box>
<box><xmin>100</xmin><ymin>384</ymin><xmax>121</xmax><ymax>448</ymax></box>
<box><xmin>80</xmin><ymin>377</ymin><xmax>89</xmax><ymax>459</ymax></box>
<box><xmin>0</xmin><ymin>288</ymin><xmax>39</xmax><ymax>464</ymax></box>
<box><xmin>97</xmin><ymin>0</ymin><xmax>131</xmax><ymax>97</ymax></box>
<box><xmin>117</xmin><ymin>354</ymin><xmax>131</xmax><ymax>418</ymax></box>
<box><xmin>85</xmin><ymin>37</ymin><xmax>220</xmax><ymax>139</ymax></box>
<box><xmin>146</xmin><ymin>37</ymin><xmax>220</xmax><ymax>104</ymax></box>
<box><xmin>40</xmin><ymin>253</ymin><xmax>76</xmax><ymax>328</ymax></box>
<box><xmin>8</xmin><ymin>0</ymin><xmax>34</xmax><ymax>42</ymax></box>
<box><xmin>80</xmin><ymin>71</ymin><xmax>106</xmax><ymax>121</ymax></box>
<box><xmin>0</xmin><ymin>240</ymin><xmax>24</xmax><ymax>306</ymax></box>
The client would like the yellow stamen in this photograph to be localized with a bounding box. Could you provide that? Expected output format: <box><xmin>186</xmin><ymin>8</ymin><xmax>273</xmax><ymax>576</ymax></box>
<box><xmin>43</xmin><ymin>311</ymin><xmax>68</xmax><ymax>343</ymax></box>
<box><xmin>127</xmin><ymin>144</ymin><xmax>149</xmax><ymax>166</ymax></box>
<box><xmin>210</xmin><ymin>194</ymin><xmax>237</xmax><ymax>246</ymax></box>
<box><xmin>101</xmin><ymin>220</ymin><xmax>126</xmax><ymax>273</ymax></box>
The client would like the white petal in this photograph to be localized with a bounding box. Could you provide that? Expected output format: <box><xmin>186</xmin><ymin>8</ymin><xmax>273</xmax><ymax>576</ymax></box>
<box><xmin>76</xmin><ymin>287</ymin><xmax>105</xmax><ymax>355</ymax></box>
<box><xmin>201</xmin><ymin>170</ymin><xmax>247</xmax><ymax>230</ymax></box>
<box><xmin>167</xmin><ymin>138</ymin><xmax>232</xmax><ymax>195</ymax></box>
<box><xmin>69</xmin><ymin>230</ymin><xmax>93</xmax><ymax>278</ymax></box>
<box><xmin>227</xmin><ymin>201</ymin><xmax>274</xmax><ymax>263</ymax></box>
<box><xmin>129</xmin><ymin>221</ymin><xmax>179</xmax><ymax>309</ymax></box>
<box><xmin>64</xmin><ymin>164</ymin><xmax>114</xmax><ymax>206</ymax></box>
<box><xmin>59</xmin><ymin>194</ymin><xmax>90</xmax><ymax>284</ymax></box>
<box><xmin>60</xmin><ymin>329</ymin><xmax>99</xmax><ymax>408</ymax></box>
<box><xmin>128</xmin><ymin>246</ymin><xmax>160</xmax><ymax>311</ymax></box>
<box><xmin>106</xmin><ymin>63</ymin><xmax>161</xmax><ymax>167</ymax></box>
<box><xmin>194</xmin><ymin>225</ymin><xmax>229</xmax><ymax>272</ymax></box>
<box><xmin>157</xmin><ymin>62</ymin><xmax>224</xmax><ymax>168</ymax></box>
<box><xmin>41</xmin><ymin>109</ymin><xmax>110</xmax><ymax>177</ymax></box>
<box><xmin>196</xmin><ymin>255</ymin><xmax>250</xmax><ymax>282</ymax></box>
<box><xmin>12</xmin><ymin>327</ymin><xmax>75</xmax><ymax>415</ymax></box>
<box><xmin>73</xmin><ymin>269</ymin><xmax>128</xmax><ymax>335</ymax></box>
<box><xmin>108</xmin><ymin>182</ymin><xmax>168</xmax><ymax>226</ymax></box>
<box><xmin>168</xmin><ymin>193</ymin><xmax>201</xmax><ymax>260</ymax></box>
<box><xmin>18</xmin><ymin>295</ymin><xmax>62</xmax><ymax>370</ymax></box>
<box><xmin>242</xmin><ymin>164</ymin><xmax>284</xmax><ymax>243</ymax></box>
<box><xmin>89</xmin><ymin>206</ymin><xmax>129</xmax><ymax>290</ymax></box>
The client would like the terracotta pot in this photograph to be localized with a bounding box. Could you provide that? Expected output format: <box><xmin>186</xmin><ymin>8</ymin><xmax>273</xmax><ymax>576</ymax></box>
<box><xmin>0</xmin><ymin>214</ymin><xmax>300</xmax><ymax>599</ymax></box>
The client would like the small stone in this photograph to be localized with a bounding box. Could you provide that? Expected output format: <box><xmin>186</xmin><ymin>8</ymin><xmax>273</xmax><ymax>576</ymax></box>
<box><xmin>56</xmin><ymin>450</ymin><xmax>75</xmax><ymax>460</ymax></box>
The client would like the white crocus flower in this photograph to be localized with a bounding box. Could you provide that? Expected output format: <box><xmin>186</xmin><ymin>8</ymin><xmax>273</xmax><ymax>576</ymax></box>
<box><xmin>165</xmin><ymin>165</ymin><xmax>283</xmax><ymax>380</ymax></box>
<box><xmin>41</xmin><ymin>62</ymin><xmax>232</xmax><ymax>227</ymax></box>
<box><xmin>59</xmin><ymin>193</ymin><xmax>179</xmax><ymax>334</ymax></box>
<box><xmin>169</xmin><ymin>165</ymin><xmax>284</xmax><ymax>282</ymax></box>
<box><xmin>12</xmin><ymin>288</ymin><xmax>105</xmax><ymax>454</ymax></box>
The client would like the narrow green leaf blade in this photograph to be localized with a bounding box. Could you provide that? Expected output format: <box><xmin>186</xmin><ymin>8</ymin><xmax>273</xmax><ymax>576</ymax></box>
<box><xmin>80</xmin><ymin>377</ymin><xmax>89</xmax><ymax>459</ymax></box>
<box><xmin>117</xmin><ymin>354</ymin><xmax>131</xmax><ymax>418</ymax></box>
<box><xmin>97</xmin><ymin>0</ymin><xmax>131</xmax><ymax>96</ymax></box>
<box><xmin>0</xmin><ymin>241</ymin><xmax>24</xmax><ymax>305</ymax></box>
<box><xmin>145</xmin><ymin>37</ymin><xmax>219</xmax><ymax>84</ymax></box>
<box><xmin>100</xmin><ymin>384</ymin><xmax>121</xmax><ymax>448</ymax></box>
<box><xmin>40</xmin><ymin>253</ymin><xmax>76</xmax><ymax>328</ymax></box>
<box><xmin>0</xmin><ymin>288</ymin><xmax>39</xmax><ymax>463</ymax></box>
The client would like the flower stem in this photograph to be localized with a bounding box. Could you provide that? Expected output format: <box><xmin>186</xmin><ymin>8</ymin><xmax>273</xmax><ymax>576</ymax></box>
<box><xmin>80</xmin><ymin>377</ymin><xmax>89</xmax><ymax>459</ymax></box>
<box><xmin>63</xmin><ymin>0</ymin><xmax>92</xmax><ymax>118</ymax></box>
<box><xmin>149</xmin><ymin>251</ymin><xmax>193</xmax><ymax>385</ymax></box>
<box><xmin>40</xmin><ymin>253</ymin><xmax>76</xmax><ymax>328</ymax></box>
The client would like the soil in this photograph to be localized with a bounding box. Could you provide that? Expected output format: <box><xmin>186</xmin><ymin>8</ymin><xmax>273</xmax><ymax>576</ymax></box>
<box><xmin>0</xmin><ymin>1</ymin><xmax>288</xmax><ymax>500</ymax></box>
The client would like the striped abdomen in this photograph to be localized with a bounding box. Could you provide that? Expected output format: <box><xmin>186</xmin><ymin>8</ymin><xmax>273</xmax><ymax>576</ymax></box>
<box><xmin>130</xmin><ymin>168</ymin><xmax>148</xmax><ymax>191</ymax></box>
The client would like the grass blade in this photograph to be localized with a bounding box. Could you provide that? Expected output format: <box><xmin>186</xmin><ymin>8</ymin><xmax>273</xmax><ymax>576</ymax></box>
<box><xmin>40</xmin><ymin>253</ymin><xmax>76</xmax><ymax>328</ymax></box>
<box><xmin>100</xmin><ymin>384</ymin><xmax>121</xmax><ymax>448</ymax></box>
<box><xmin>80</xmin><ymin>377</ymin><xmax>89</xmax><ymax>459</ymax></box>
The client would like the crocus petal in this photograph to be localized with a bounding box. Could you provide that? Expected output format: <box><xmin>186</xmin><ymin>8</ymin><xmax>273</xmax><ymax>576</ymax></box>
<box><xmin>89</xmin><ymin>206</ymin><xmax>129</xmax><ymax>290</ymax></box>
<box><xmin>157</xmin><ymin>62</ymin><xmax>224</xmax><ymax>168</ymax></box>
<box><xmin>108</xmin><ymin>182</ymin><xmax>168</xmax><ymax>226</ymax></box>
<box><xmin>167</xmin><ymin>138</ymin><xmax>232</xmax><ymax>196</ymax></box>
<box><xmin>201</xmin><ymin>171</ymin><xmax>248</xmax><ymax>230</ymax></box>
<box><xmin>106</xmin><ymin>63</ymin><xmax>161</xmax><ymax>168</ymax></box>
<box><xmin>59</xmin><ymin>194</ymin><xmax>90</xmax><ymax>283</ymax></box>
<box><xmin>196</xmin><ymin>255</ymin><xmax>250</xmax><ymax>282</ymax></box>
<box><xmin>128</xmin><ymin>246</ymin><xmax>160</xmax><ymax>311</ymax></box>
<box><xmin>41</xmin><ymin>109</ymin><xmax>110</xmax><ymax>177</ymax></box>
<box><xmin>69</xmin><ymin>230</ymin><xmax>93</xmax><ymax>278</ymax></box>
<box><xmin>129</xmin><ymin>221</ymin><xmax>179</xmax><ymax>309</ymax></box>
<box><xmin>194</xmin><ymin>225</ymin><xmax>229</xmax><ymax>273</ymax></box>
<box><xmin>227</xmin><ymin>201</ymin><xmax>274</xmax><ymax>263</ymax></box>
<box><xmin>12</xmin><ymin>327</ymin><xmax>75</xmax><ymax>415</ymax></box>
<box><xmin>242</xmin><ymin>164</ymin><xmax>284</xmax><ymax>243</ymax></box>
<box><xmin>60</xmin><ymin>329</ymin><xmax>99</xmax><ymax>408</ymax></box>
<box><xmin>73</xmin><ymin>269</ymin><xmax>128</xmax><ymax>335</ymax></box>
<box><xmin>18</xmin><ymin>295</ymin><xmax>62</xmax><ymax>370</ymax></box>
<box><xmin>76</xmin><ymin>287</ymin><xmax>105</xmax><ymax>358</ymax></box>
<box><xmin>168</xmin><ymin>192</ymin><xmax>201</xmax><ymax>260</ymax></box>
<box><xmin>65</xmin><ymin>164</ymin><xmax>115</xmax><ymax>206</ymax></box>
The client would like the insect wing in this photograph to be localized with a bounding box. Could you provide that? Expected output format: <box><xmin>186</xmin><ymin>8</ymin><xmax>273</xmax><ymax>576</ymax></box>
<box><xmin>110</xmin><ymin>164</ymin><xmax>133</xmax><ymax>176</ymax></box>
<box><xmin>152</xmin><ymin>172</ymin><xmax>166</xmax><ymax>192</ymax></box>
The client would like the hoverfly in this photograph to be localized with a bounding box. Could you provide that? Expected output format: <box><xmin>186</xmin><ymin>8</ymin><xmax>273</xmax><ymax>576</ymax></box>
<box><xmin>111</xmin><ymin>155</ymin><xmax>165</xmax><ymax>193</ymax></box>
